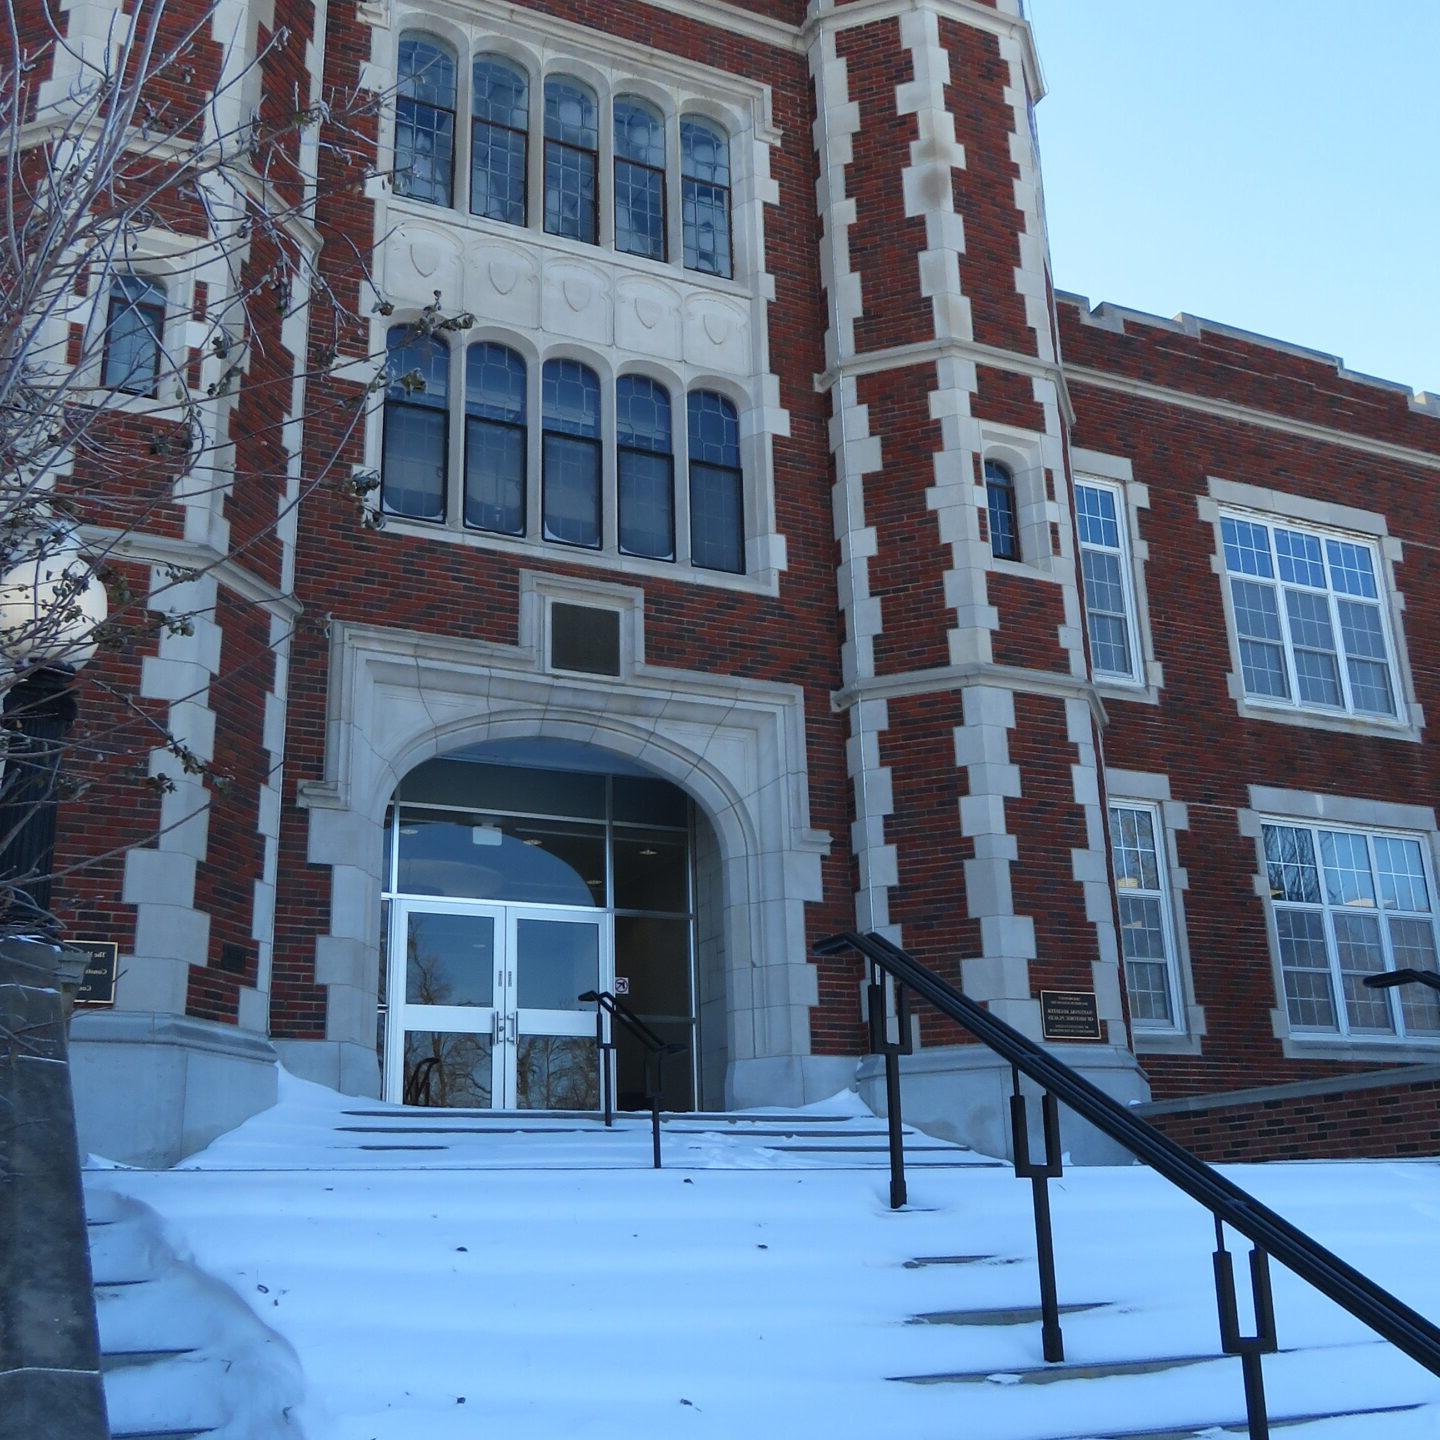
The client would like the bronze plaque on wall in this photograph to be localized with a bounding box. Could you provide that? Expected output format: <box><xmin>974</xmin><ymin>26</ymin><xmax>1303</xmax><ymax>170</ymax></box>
<box><xmin>72</xmin><ymin>940</ymin><xmax>119</xmax><ymax>1006</ymax></box>
<box><xmin>1040</xmin><ymin>989</ymin><xmax>1102</xmax><ymax>1042</ymax></box>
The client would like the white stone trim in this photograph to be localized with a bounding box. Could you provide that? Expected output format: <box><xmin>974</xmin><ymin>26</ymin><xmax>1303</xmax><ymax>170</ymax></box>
<box><xmin>1069</xmin><ymin>698</ymin><xmax>1125</xmax><ymax>1046</ymax></box>
<box><xmin>299</xmin><ymin>616</ymin><xmax>831</xmax><ymax>1101</ymax></box>
<box><xmin>804</xmin><ymin>0</ymin><xmax>1045</xmax><ymax>103</ymax></box>
<box><xmin>811</xmin><ymin>25</ymin><xmax>896</xmax><ymax>939</ymax></box>
<box><xmin>954</xmin><ymin>684</ymin><xmax>1037</xmax><ymax>1034</ymax></box>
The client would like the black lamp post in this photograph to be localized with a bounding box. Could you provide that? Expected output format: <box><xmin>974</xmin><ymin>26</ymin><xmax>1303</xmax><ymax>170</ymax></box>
<box><xmin>1362</xmin><ymin>969</ymin><xmax>1440</xmax><ymax>996</ymax></box>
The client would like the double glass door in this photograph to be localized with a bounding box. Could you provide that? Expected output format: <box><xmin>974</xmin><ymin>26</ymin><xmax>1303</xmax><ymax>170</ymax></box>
<box><xmin>386</xmin><ymin>899</ymin><xmax>605</xmax><ymax>1109</ymax></box>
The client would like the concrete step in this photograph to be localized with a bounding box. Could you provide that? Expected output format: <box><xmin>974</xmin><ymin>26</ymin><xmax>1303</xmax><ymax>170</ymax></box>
<box><xmin>1036</xmin><ymin>1402</ymin><xmax>1426</xmax><ymax>1439</ymax></box>
<box><xmin>903</xmin><ymin>1254</ymin><xmax>1020</xmax><ymax>1269</ymax></box>
<box><xmin>101</xmin><ymin>1348</ymin><xmax>199</xmax><ymax>1373</ymax></box>
<box><xmin>894</xmin><ymin>1352</ymin><xmax>1224</xmax><ymax>1385</ymax></box>
<box><xmin>909</xmin><ymin>1302</ymin><xmax>1107</xmax><ymax>1327</ymax></box>
<box><xmin>110</xmin><ymin>1430</ymin><xmax>215</xmax><ymax>1440</ymax></box>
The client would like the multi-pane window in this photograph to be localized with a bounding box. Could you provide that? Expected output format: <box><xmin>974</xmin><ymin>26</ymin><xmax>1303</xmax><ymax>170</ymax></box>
<box><xmin>542</xmin><ymin>359</ymin><xmax>602</xmax><ymax>546</ymax></box>
<box><xmin>382</xmin><ymin>331</ymin><xmax>450</xmax><ymax>520</ymax></box>
<box><xmin>1263</xmin><ymin>822</ymin><xmax>1440</xmax><ymax>1041</ymax></box>
<box><xmin>1109</xmin><ymin>803</ymin><xmax>1183</xmax><ymax>1030</ymax></box>
<box><xmin>680</xmin><ymin>117</ymin><xmax>732</xmax><ymax>278</ymax></box>
<box><xmin>379</xmin><ymin>335</ymin><xmax>746</xmax><ymax>572</ymax></box>
<box><xmin>985</xmin><ymin>459</ymin><xmax>1019</xmax><ymax>561</ymax></box>
<box><xmin>396</xmin><ymin>34</ymin><xmax>457</xmax><ymax>206</ymax></box>
<box><xmin>1221</xmin><ymin>513</ymin><xmax>1399</xmax><ymax>719</ymax></box>
<box><xmin>1077</xmin><ymin>481</ymin><xmax>1141</xmax><ymax>684</ymax></box>
<box><xmin>391</xmin><ymin>49</ymin><xmax>741</xmax><ymax>283</ymax></box>
<box><xmin>688</xmin><ymin>392</ymin><xmax>743</xmax><ymax>574</ymax></box>
<box><xmin>617</xmin><ymin>377</ymin><xmax>674</xmax><ymax>559</ymax></box>
<box><xmin>544</xmin><ymin>77</ymin><xmax>599</xmax><ymax>244</ymax></box>
<box><xmin>470</xmin><ymin>56</ymin><xmax>527</xmax><ymax>225</ymax></box>
<box><xmin>614</xmin><ymin>98</ymin><xmax>666</xmax><ymax>261</ymax></box>
<box><xmin>101</xmin><ymin>275</ymin><xmax>166</xmax><ymax>395</ymax></box>
<box><xmin>464</xmin><ymin>343</ymin><xmax>526</xmax><ymax>534</ymax></box>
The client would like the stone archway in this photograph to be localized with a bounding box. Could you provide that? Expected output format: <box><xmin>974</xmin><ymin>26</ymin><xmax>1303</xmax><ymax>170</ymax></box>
<box><xmin>283</xmin><ymin>616</ymin><xmax>846</xmax><ymax>1108</ymax></box>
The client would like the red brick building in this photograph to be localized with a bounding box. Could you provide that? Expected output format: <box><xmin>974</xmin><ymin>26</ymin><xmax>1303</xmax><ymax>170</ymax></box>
<box><xmin>54</xmin><ymin>0</ymin><xmax>1440</xmax><ymax>1164</ymax></box>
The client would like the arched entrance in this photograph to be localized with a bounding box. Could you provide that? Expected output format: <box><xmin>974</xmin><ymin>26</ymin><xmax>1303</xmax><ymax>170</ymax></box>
<box><xmin>380</xmin><ymin>739</ymin><xmax>708</xmax><ymax>1111</ymax></box>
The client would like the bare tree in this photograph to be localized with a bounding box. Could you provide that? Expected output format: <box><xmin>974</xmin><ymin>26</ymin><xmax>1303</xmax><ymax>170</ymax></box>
<box><xmin>0</xmin><ymin>0</ymin><xmax>459</xmax><ymax>931</ymax></box>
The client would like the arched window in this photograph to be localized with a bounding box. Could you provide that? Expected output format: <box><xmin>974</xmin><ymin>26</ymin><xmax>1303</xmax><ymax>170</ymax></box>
<box><xmin>613</xmin><ymin>97</ymin><xmax>666</xmax><ymax>261</ymax></box>
<box><xmin>471</xmin><ymin>56</ymin><xmax>528</xmax><ymax>225</ymax></box>
<box><xmin>382</xmin><ymin>330</ymin><xmax>449</xmax><ymax>520</ymax></box>
<box><xmin>102</xmin><ymin>275</ymin><xmax>166</xmax><ymax>395</ymax></box>
<box><xmin>680</xmin><ymin>118</ymin><xmax>732</xmax><ymax>279</ymax></box>
<box><xmin>395</xmin><ymin>34</ymin><xmax>457</xmax><ymax>207</ymax></box>
<box><xmin>687</xmin><ymin>391</ymin><xmax>743</xmax><ymax>573</ymax></box>
<box><xmin>616</xmin><ymin>376</ymin><xmax>673</xmax><ymax>560</ymax></box>
<box><xmin>985</xmin><ymin>459</ymin><xmax>1019</xmax><ymax>561</ymax></box>
<box><xmin>543</xmin><ymin>77</ymin><xmax>599</xmax><ymax>244</ymax></box>
<box><xmin>464</xmin><ymin>343</ymin><xmax>527</xmax><ymax>535</ymax></box>
<box><xmin>541</xmin><ymin>359</ymin><xmax>601</xmax><ymax>547</ymax></box>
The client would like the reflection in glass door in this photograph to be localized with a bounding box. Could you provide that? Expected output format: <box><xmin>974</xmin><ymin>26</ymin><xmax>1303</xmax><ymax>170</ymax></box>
<box><xmin>386</xmin><ymin>900</ymin><xmax>604</xmax><ymax>1109</ymax></box>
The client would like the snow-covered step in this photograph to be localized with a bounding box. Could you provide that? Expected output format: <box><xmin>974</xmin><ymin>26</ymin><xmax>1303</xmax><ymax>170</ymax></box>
<box><xmin>909</xmin><ymin>1302</ymin><xmax>1108</xmax><ymax>1327</ymax></box>
<box><xmin>85</xmin><ymin>1186</ymin><xmax>304</xmax><ymax>1440</ymax></box>
<box><xmin>894</xmin><ymin>1352</ymin><xmax>1223</xmax><ymax>1384</ymax></box>
<box><xmin>1035</xmin><ymin>1402</ymin><xmax>1427</xmax><ymax>1439</ymax></box>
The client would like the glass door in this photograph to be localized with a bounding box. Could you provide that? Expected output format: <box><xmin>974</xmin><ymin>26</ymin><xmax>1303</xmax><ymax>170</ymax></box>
<box><xmin>508</xmin><ymin>909</ymin><xmax>604</xmax><ymax>1110</ymax></box>
<box><xmin>387</xmin><ymin>900</ymin><xmax>606</xmax><ymax>1109</ymax></box>
<box><xmin>387</xmin><ymin>900</ymin><xmax>504</xmax><ymax>1107</ymax></box>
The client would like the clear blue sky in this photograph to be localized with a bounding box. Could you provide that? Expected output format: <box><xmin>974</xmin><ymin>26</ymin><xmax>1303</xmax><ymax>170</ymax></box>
<box><xmin>1026</xmin><ymin>1</ymin><xmax>1440</xmax><ymax>397</ymax></box>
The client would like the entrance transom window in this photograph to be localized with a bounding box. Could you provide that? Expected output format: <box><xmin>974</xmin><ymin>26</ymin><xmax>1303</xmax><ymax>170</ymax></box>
<box><xmin>380</xmin><ymin>750</ymin><xmax>699</xmax><ymax>1111</ymax></box>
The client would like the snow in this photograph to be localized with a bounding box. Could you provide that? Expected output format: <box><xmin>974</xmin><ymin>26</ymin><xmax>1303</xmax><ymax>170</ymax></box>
<box><xmin>85</xmin><ymin>1070</ymin><xmax>1440</xmax><ymax>1440</ymax></box>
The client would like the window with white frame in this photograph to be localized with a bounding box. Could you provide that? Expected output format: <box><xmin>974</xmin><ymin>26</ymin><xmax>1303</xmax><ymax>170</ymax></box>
<box><xmin>379</xmin><ymin>325</ymin><xmax>745</xmax><ymax>574</ymax></box>
<box><xmin>394</xmin><ymin>31</ymin><xmax>735</xmax><ymax>281</ymax></box>
<box><xmin>1263</xmin><ymin>821</ymin><xmax>1440</xmax><ymax>1041</ymax></box>
<box><xmin>1109</xmin><ymin>802</ymin><xmax>1184</xmax><ymax>1030</ymax></box>
<box><xmin>1077</xmin><ymin>480</ymin><xmax>1142</xmax><ymax>685</ymax></box>
<box><xmin>1221</xmin><ymin>513</ymin><xmax>1400</xmax><ymax>719</ymax></box>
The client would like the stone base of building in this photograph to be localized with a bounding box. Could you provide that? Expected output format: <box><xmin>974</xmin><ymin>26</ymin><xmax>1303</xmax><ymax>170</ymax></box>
<box><xmin>857</xmin><ymin>1043</ymin><xmax>1151</xmax><ymax>1166</ymax></box>
<box><xmin>69</xmin><ymin>1011</ymin><xmax>278</xmax><ymax>1168</ymax></box>
<box><xmin>726</xmin><ymin>1054</ymin><xmax>861</xmax><ymax>1111</ymax></box>
<box><xmin>273</xmin><ymin>1038</ymin><xmax>381</xmax><ymax>1099</ymax></box>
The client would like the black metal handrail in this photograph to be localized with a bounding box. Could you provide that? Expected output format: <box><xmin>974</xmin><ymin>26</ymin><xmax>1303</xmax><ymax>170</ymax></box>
<box><xmin>1363</xmin><ymin>968</ymin><xmax>1440</xmax><ymax>994</ymax></box>
<box><xmin>579</xmin><ymin>989</ymin><xmax>686</xmax><ymax>1168</ymax></box>
<box><xmin>818</xmin><ymin>930</ymin><xmax>1440</xmax><ymax>1439</ymax></box>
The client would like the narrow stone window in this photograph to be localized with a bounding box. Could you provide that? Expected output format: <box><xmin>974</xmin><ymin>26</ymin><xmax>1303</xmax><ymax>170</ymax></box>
<box><xmin>464</xmin><ymin>343</ymin><xmax>526</xmax><ymax>535</ymax></box>
<box><xmin>382</xmin><ymin>329</ymin><xmax>450</xmax><ymax>521</ymax></box>
<box><xmin>680</xmin><ymin>117</ymin><xmax>731</xmax><ymax>278</ymax></box>
<box><xmin>395</xmin><ymin>33</ymin><xmax>457</xmax><ymax>207</ymax></box>
<box><xmin>687</xmin><ymin>391</ymin><xmax>743</xmax><ymax>574</ymax></box>
<box><xmin>101</xmin><ymin>275</ymin><xmax>166</xmax><ymax>396</ymax></box>
<box><xmin>541</xmin><ymin>359</ymin><xmax>602</xmax><ymax>547</ymax></box>
<box><xmin>614</xmin><ymin>97</ymin><xmax>667</xmax><ymax>261</ymax></box>
<box><xmin>471</xmin><ymin>56</ymin><xmax>528</xmax><ymax>225</ymax></box>
<box><xmin>617</xmin><ymin>376</ymin><xmax>674</xmax><ymax>560</ymax></box>
<box><xmin>544</xmin><ymin>76</ymin><xmax>599</xmax><ymax>244</ymax></box>
<box><xmin>985</xmin><ymin>459</ymin><xmax>1020</xmax><ymax>561</ymax></box>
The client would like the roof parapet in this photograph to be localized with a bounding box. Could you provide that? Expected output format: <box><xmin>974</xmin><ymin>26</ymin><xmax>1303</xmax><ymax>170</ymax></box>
<box><xmin>1057</xmin><ymin>291</ymin><xmax>1438</xmax><ymax>419</ymax></box>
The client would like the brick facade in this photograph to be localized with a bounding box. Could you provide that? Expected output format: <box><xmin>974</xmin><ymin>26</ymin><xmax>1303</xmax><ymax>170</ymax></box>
<box><xmin>41</xmin><ymin>0</ymin><xmax>1440</xmax><ymax>1152</ymax></box>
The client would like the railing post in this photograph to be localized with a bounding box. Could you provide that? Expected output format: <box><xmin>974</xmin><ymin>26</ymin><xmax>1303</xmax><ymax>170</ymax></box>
<box><xmin>597</xmin><ymin>1005</ymin><xmax>613</xmax><ymax>1128</ymax></box>
<box><xmin>1213</xmin><ymin>1219</ymin><xmax>1277</xmax><ymax>1440</ymax></box>
<box><xmin>648</xmin><ymin>1052</ymin><xmax>662</xmax><ymax>1170</ymax></box>
<box><xmin>1011</xmin><ymin>1070</ymin><xmax>1065</xmax><ymax>1363</ymax></box>
<box><xmin>868</xmin><ymin>967</ymin><xmax>911</xmax><ymax>1210</ymax></box>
